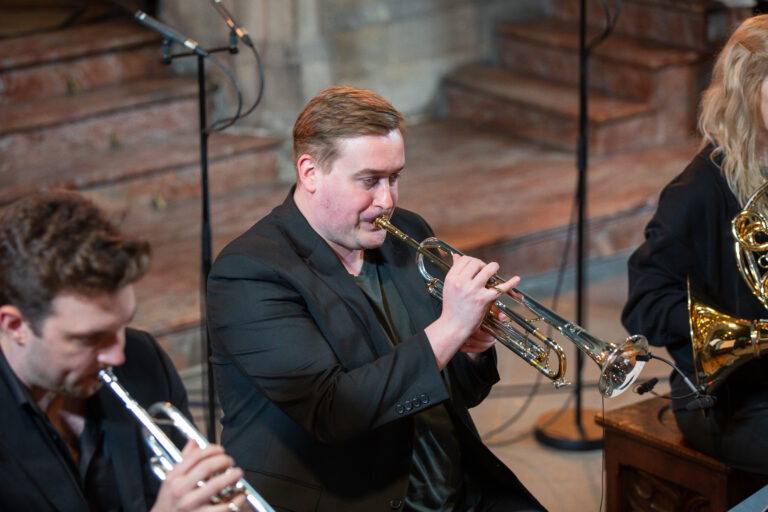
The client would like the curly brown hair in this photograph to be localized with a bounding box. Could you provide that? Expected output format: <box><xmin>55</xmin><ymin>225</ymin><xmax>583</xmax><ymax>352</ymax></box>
<box><xmin>0</xmin><ymin>191</ymin><xmax>150</xmax><ymax>333</ymax></box>
<box><xmin>292</xmin><ymin>86</ymin><xmax>405</xmax><ymax>172</ymax></box>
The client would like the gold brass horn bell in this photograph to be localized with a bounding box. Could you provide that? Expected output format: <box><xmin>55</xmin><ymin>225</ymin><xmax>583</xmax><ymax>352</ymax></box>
<box><xmin>688</xmin><ymin>281</ymin><xmax>768</xmax><ymax>393</ymax></box>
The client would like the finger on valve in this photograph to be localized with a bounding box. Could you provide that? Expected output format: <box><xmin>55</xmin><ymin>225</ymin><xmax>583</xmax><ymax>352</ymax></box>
<box><xmin>181</xmin><ymin>442</ymin><xmax>243</xmax><ymax>507</ymax></box>
<box><xmin>205</xmin><ymin>465</ymin><xmax>245</xmax><ymax>500</ymax></box>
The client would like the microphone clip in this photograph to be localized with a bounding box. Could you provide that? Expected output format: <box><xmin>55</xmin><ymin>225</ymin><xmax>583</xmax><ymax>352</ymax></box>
<box><xmin>635</xmin><ymin>377</ymin><xmax>659</xmax><ymax>395</ymax></box>
<box><xmin>685</xmin><ymin>394</ymin><xmax>717</xmax><ymax>411</ymax></box>
<box><xmin>228</xmin><ymin>28</ymin><xmax>239</xmax><ymax>54</ymax></box>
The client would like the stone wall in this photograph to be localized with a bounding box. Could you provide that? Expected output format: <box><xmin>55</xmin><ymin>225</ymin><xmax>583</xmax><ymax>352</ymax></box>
<box><xmin>160</xmin><ymin>0</ymin><xmax>552</xmax><ymax>136</ymax></box>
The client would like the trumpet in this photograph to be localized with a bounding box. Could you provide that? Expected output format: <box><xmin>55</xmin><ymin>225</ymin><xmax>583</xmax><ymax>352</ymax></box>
<box><xmin>375</xmin><ymin>216</ymin><xmax>650</xmax><ymax>398</ymax></box>
<box><xmin>98</xmin><ymin>368</ymin><xmax>274</xmax><ymax>512</ymax></box>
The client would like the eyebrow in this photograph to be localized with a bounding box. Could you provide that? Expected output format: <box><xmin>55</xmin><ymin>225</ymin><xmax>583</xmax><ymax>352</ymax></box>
<box><xmin>65</xmin><ymin>307</ymin><xmax>138</xmax><ymax>339</ymax></box>
<box><xmin>353</xmin><ymin>166</ymin><xmax>405</xmax><ymax>177</ymax></box>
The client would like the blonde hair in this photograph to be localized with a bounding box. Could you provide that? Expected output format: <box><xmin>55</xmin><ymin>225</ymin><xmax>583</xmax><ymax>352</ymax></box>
<box><xmin>699</xmin><ymin>14</ymin><xmax>768</xmax><ymax>206</ymax></box>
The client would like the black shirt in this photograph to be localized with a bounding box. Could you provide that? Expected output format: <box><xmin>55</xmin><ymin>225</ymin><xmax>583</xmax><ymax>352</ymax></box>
<box><xmin>355</xmin><ymin>251</ymin><xmax>479</xmax><ymax>511</ymax></box>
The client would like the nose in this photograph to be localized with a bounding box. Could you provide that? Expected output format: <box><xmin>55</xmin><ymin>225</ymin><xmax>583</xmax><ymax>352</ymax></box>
<box><xmin>374</xmin><ymin>181</ymin><xmax>395</xmax><ymax>211</ymax></box>
<box><xmin>99</xmin><ymin>330</ymin><xmax>126</xmax><ymax>368</ymax></box>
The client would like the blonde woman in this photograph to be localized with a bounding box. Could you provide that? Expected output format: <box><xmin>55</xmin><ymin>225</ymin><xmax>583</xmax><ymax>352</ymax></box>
<box><xmin>622</xmin><ymin>14</ymin><xmax>768</xmax><ymax>478</ymax></box>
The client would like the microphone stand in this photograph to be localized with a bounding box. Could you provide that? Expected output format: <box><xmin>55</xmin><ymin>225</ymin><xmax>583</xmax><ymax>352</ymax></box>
<box><xmin>534</xmin><ymin>0</ymin><xmax>603</xmax><ymax>451</ymax></box>
<box><xmin>161</xmin><ymin>39</ymin><xmax>238</xmax><ymax>443</ymax></box>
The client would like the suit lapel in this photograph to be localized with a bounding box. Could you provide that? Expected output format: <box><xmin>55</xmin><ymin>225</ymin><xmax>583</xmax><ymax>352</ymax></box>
<box><xmin>275</xmin><ymin>193</ymin><xmax>395</xmax><ymax>364</ymax></box>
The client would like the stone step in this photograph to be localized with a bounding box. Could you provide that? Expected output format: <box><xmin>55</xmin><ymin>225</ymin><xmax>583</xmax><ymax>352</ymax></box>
<box><xmin>441</xmin><ymin>65</ymin><xmax>667</xmax><ymax>156</ymax></box>
<box><xmin>551</xmin><ymin>0</ymin><xmax>739</xmax><ymax>51</ymax></box>
<box><xmin>397</xmin><ymin>120</ymin><xmax>696</xmax><ymax>270</ymax></box>
<box><xmin>0</xmin><ymin>43</ymin><xmax>167</xmax><ymax>105</ymax></box>
<box><xmin>497</xmin><ymin>19</ymin><xmax>703</xmax><ymax>102</ymax></box>
<box><xmin>0</xmin><ymin>18</ymin><xmax>167</xmax><ymax>104</ymax></box>
<box><xmin>0</xmin><ymin>76</ymin><xmax>202</xmax><ymax>171</ymax></box>
<box><xmin>0</xmin><ymin>4</ymin><xmax>119</xmax><ymax>38</ymax></box>
<box><xmin>0</xmin><ymin>132</ymin><xmax>281</xmax><ymax>205</ymax></box>
<box><xmin>0</xmin><ymin>19</ymin><xmax>160</xmax><ymax>72</ymax></box>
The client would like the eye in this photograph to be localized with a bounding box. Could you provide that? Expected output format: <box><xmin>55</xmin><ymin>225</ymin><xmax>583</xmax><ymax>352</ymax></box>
<box><xmin>71</xmin><ymin>332</ymin><xmax>116</xmax><ymax>348</ymax></box>
<box><xmin>388</xmin><ymin>173</ymin><xmax>401</xmax><ymax>185</ymax></box>
<box><xmin>360</xmin><ymin>177</ymin><xmax>378</xmax><ymax>187</ymax></box>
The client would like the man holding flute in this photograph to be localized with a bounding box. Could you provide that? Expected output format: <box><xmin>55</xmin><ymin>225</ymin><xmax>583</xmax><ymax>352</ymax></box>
<box><xmin>0</xmin><ymin>191</ymin><xmax>247</xmax><ymax>511</ymax></box>
<box><xmin>207</xmin><ymin>86</ymin><xmax>543</xmax><ymax>511</ymax></box>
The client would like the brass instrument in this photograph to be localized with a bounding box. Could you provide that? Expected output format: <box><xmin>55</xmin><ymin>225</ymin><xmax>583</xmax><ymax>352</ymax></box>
<box><xmin>374</xmin><ymin>216</ymin><xmax>650</xmax><ymax>398</ymax></box>
<box><xmin>733</xmin><ymin>180</ymin><xmax>768</xmax><ymax>309</ymax></box>
<box><xmin>688</xmin><ymin>180</ymin><xmax>768</xmax><ymax>392</ymax></box>
<box><xmin>99</xmin><ymin>368</ymin><xmax>274</xmax><ymax>512</ymax></box>
<box><xmin>688</xmin><ymin>284</ymin><xmax>768</xmax><ymax>392</ymax></box>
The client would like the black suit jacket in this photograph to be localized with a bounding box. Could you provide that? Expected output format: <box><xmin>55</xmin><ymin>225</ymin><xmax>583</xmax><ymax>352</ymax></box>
<box><xmin>0</xmin><ymin>328</ymin><xmax>190</xmax><ymax>511</ymax></box>
<box><xmin>207</xmin><ymin>191</ymin><xmax>538</xmax><ymax>511</ymax></box>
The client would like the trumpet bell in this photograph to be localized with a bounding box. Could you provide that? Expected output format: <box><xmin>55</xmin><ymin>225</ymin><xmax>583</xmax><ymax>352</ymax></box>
<box><xmin>517</xmin><ymin>291</ymin><xmax>650</xmax><ymax>397</ymax></box>
<box><xmin>594</xmin><ymin>334</ymin><xmax>649</xmax><ymax>398</ymax></box>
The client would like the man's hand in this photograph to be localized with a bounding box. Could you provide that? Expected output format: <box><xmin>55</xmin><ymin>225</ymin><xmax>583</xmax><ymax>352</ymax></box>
<box><xmin>425</xmin><ymin>254</ymin><xmax>520</xmax><ymax>369</ymax></box>
<box><xmin>461</xmin><ymin>306</ymin><xmax>514</xmax><ymax>363</ymax></box>
<box><xmin>460</xmin><ymin>326</ymin><xmax>497</xmax><ymax>364</ymax></box>
<box><xmin>150</xmin><ymin>440</ymin><xmax>248</xmax><ymax>512</ymax></box>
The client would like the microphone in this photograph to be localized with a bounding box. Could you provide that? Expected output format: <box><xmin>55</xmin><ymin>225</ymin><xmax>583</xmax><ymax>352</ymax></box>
<box><xmin>134</xmin><ymin>10</ymin><xmax>209</xmax><ymax>58</ymax></box>
<box><xmin>210</xmin><ymin>0</ymin><xmax>254</xmax><ymax>47</ymax></box>
<box><xmin>686</xmin><ymin>395</ymin><xmax>717</xmax><ymax>410</ymax></box>
<box><xmin>635</xmin><ymin>377</ymin><xmax>659</xmax><ymax>395</ymax></box>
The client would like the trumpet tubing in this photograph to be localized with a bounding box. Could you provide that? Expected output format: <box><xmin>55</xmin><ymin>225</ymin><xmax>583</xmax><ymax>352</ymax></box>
<box><xmin>99</xmin><ymin>368</ymin><xmax>274</xmax><ymax>512</ymax></box>
<box><xmin>374</xmin><ymin>216</ymin><xmax>649</xmax><ymax>398</ymax></box>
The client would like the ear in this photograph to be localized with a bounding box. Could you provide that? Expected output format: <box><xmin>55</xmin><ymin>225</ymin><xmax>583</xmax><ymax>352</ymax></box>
<box><xmin>296</xmin><ymin>154</ymin><xmax>320</xmax><ymax>193</ymax></box>
<box><xmin>0</xmin><ymin>305</ymin><xmax>27</xmax><ymax>345</ymax></box>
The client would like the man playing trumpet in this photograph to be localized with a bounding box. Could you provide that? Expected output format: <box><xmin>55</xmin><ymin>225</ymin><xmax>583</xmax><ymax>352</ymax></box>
<box><xmin>207</xmin><ymin>86</ymin><xmax>544</xmax><ymax>511</ymax></box>
<box><xmin>0</xmin><ymin>191</ymin><xmax>247</xmax><ymax>511</ymax></box>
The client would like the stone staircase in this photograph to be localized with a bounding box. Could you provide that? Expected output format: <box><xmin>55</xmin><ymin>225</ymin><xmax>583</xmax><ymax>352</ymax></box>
<box><xmin>441</xmin><ymin>0</ymin><xmax>750</xmax><ymax>155</ymax></box>
<box><xmin>0</xmin><ymin>10</ymin><xmax>282</xmax><ymax>371</ymax></box>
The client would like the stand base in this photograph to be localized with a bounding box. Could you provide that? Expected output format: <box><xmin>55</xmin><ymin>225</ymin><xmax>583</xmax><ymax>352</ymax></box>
<box><xmin>534</xmin><ymin>408</ymin><xmax>603</xmax><ymax>451</ymax></box>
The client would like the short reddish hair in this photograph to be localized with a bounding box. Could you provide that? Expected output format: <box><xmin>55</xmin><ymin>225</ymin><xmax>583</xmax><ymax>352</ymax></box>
<box><xmin>293</xmin><ymin>86</ymin><xmax>405</xmax><ymax>171</ymax></box>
